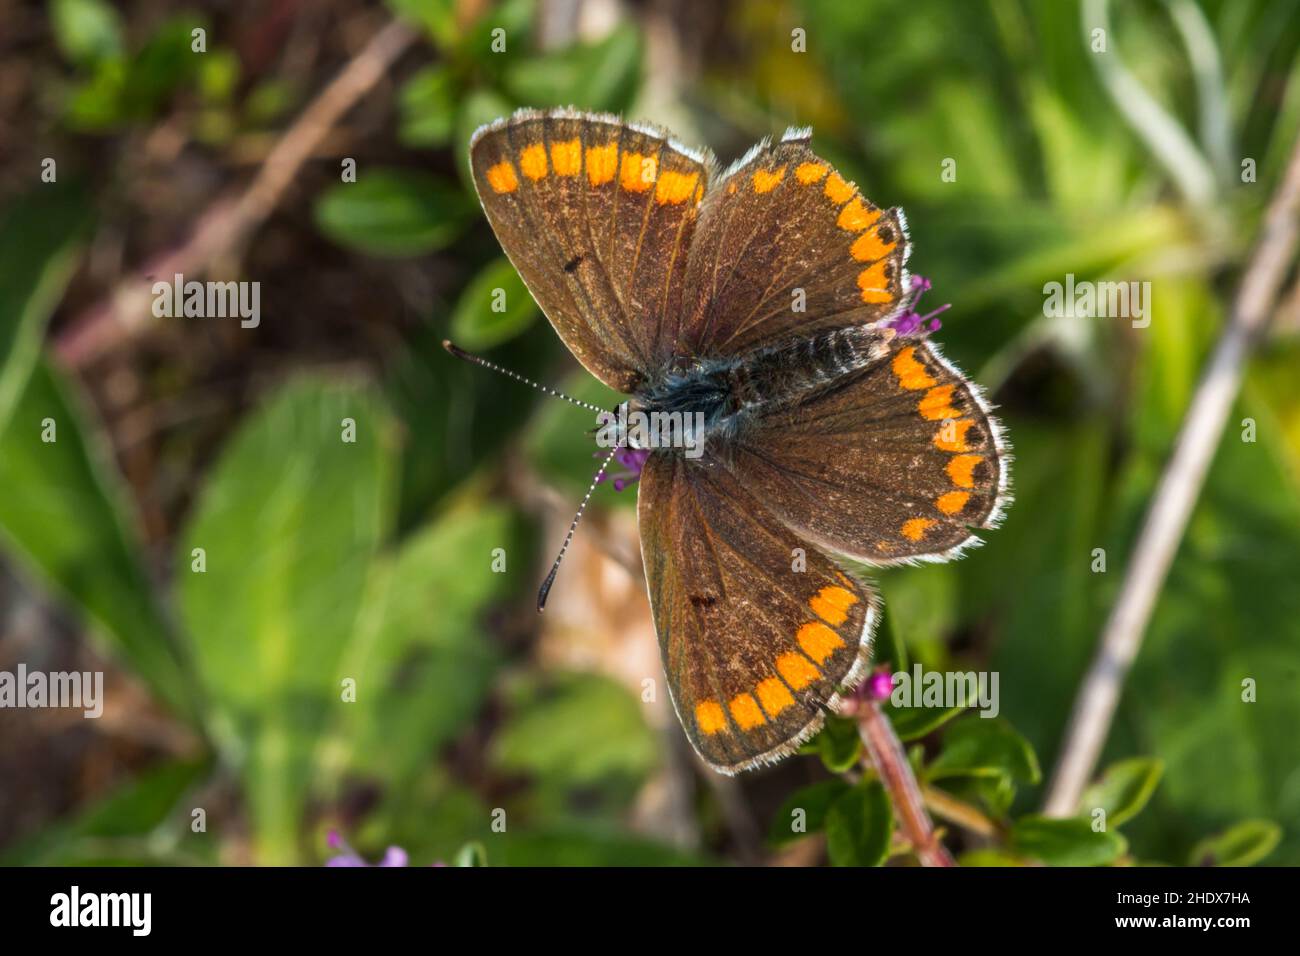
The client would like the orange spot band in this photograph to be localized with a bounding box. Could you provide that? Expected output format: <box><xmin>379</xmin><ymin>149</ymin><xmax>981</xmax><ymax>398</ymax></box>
<box><xmin>485</xmin><ymin>161</ymin><xmax>518</xmax><ymax>194</ymax></box>
<box><xmin>730</xmin><ymin>693</ymin><xmax>766</xmax><ymax>730</ymax></box>
<box><xmin>901</xmin><ymin>518</ymin><xmax>936</xmax><ymax>541</ymax></box>
<box><xmin>947</xmin><ymin>455</ymin><xmax>983</xmax><ymax>489</ymax></box>
<box><xmin>797</xmin><ymin>621</ymin><xmax>844</xmax><ymax>664</ymax></box>
<box><xmin>696</xmin><ymin>701</ymin><xmax>728</xmax><ymax>735</ymax></box>
<box><xmin>893</xmin><ymin>346</ymin><xmax>937</xmax><ymax>390</ymax></box>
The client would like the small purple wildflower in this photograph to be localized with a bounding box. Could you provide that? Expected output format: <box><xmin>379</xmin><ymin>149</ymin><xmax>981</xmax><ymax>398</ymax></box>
<box><xmin>866</xmin><ymin>666</ymin><xmax>895</xmax><ymax>702</ymax></box>
<box><xmin>325</xmin><ymin>829</ymin><xmax>410</xmax><ymax>867</ymax></box>
<box><xmin>595</xmin><ymin>446</ymin><xmax>651</xmax><ymax>491</ymax></box>
<box><xmin>885</xmin><ymin>275</ymin><xmax>950</xmax><ymax>337</ymax></box>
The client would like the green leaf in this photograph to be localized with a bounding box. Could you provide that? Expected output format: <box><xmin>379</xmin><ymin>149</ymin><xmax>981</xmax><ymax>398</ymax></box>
<box><xmin>0</xmin><ymin>187</ymin><xmax>91</xmax><ymax>436</ymax></box>
<box><xmin>1010</xmin><ymin>815</ymin><xmax>1126</xmax><ymax>867</ymax></box>
<box><xmin>314</xmin><ymin>170</ymin><xmax>472</xmax><ymax>257</ymax></box>
<box><xmin>178</xmin><ymin>377</ymin><xmax>394</xmax><ymax>863</ymax></box>
<box><xmin>385</xmin><ymin>0</ymin><xmax>459</xmax><ymax>50</ymax></box>
<box><xmin>888</xmin><ymin>703</ymin><xmax>966</xmax><ymax>742</ymax></box>
<box><xmin>51</xmin><ymin>0</ymin><xmax>124</xmax><ymax>65</ymax></box>
<box><xmin>502</xmin><ymin>23</ymin><xmax>642</xmax><ymax>113</ymax></box>
<box><xmin>491</xmin><ymin>826</ymin><xmax>710</xmax><ymax>866</ymax></box>
<box><xmin>925</xmin><ymin>717</ymin><xmax>1041</xmax><ymax>785</ymax></box>
<box><xmin>767</xmin><ymin>779</ymin><xmax>852</xmax><ymax>846</ymax></box>
<box><xmin>815</xmin><ymin>715</ymin><xmax>863</xmax><ymax>772</ymax></box>
<box><xmin>454</xmin><ymin>841</ymin><xmax>488</xmax><ymax>867</ymax></box>
<box><xmin>399</xmin><ymin>65</ymin><xmax>457</xmax><ymax>147</ymax></box>
<box><xmin>0</xmin><ymin>360</ymin><xmax>192</xmax><ymax>717</ymax></box>
<box><xmin>322</xmin><ymin>504</ymin><xmax>523</xmax><ymax>789</ymax></box>
<box><xmin>449</xmin><ymin>257</ymin><xmax>541</xmax><ymax>350</ymax></box>
<box><xmin>1190</xmin><ymin>820</ymin><xmax>1282</xmax><ymax>867</ymax></box>
<box><xmin>825</xmin><ymin>781</ymin><xmax>893</xmax><ymax>867</ymax></box>
<box><xmin>1</xmin><ymin>760</ymin><xmax>208</xmax><ymax>865</ymax></box>
<box><xmin>1081</xmin><ymin>757</ymin><xmax>1164</xmax><ymax>828</ymax></box>
<box><xmin>492</xmin><ymin>673</ymin><xmax>659</xmax><ymax>788</ymax></box>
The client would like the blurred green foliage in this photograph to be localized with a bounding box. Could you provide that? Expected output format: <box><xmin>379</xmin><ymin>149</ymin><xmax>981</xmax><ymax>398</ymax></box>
<box><xmin>3</xmin><ymin>0</ymin><xmax>1297</xmax><ymax>866</ymax></box>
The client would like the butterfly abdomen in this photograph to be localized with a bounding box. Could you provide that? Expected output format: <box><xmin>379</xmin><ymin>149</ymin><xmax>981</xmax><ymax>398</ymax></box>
<box><xmin>723</xmin><ymin>325</ymin><xmax>888</xmax><ymax>410</ymax></box>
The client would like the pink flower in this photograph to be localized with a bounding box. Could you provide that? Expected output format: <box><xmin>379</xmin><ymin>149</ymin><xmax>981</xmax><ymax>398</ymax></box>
<box><xmin>885</xmin><ymin>275</ymin><xmax>949</xmax><ymax>337</ymax></box>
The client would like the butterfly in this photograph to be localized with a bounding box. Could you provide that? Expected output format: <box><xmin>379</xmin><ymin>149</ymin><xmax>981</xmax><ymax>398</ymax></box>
<box><xmin>465</xmin><ymin>108</ymin><xmax>1011</xmax><ymax>774</ymax></box>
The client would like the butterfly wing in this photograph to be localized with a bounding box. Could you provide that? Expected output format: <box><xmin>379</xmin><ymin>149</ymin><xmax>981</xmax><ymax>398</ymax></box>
<box><xmin>637</xmin><ymin>451</ymin><xmax>879</xmax><ymax>773</ymax></box>
<box><xmin>727</xmin><ymin>337</ymin><xmax>1011</xmax><ymax>564</ymax></box>
<box><xmin>677</xmin><ymin>130</ymin><xmax>910</xmax><ymax>360</ymax></box>
<box><xmin>470</xmin><ymin>109</ymin><xmax>715</xmax><ymax>393</ymax></box>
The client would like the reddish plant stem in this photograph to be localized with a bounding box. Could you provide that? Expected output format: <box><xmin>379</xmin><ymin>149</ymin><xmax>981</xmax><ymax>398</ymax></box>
<box><xmin>849</xmin><ymin>696</ymin><xmax>956</xmax><ymax>867</ymax></box>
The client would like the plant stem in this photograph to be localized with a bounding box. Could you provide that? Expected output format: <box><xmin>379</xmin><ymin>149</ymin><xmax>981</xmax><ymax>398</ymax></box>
<box><xmin>1043</xmin><ymin>130</ymin><xmax>1300</xmax><ymax>816</ymax></box>
<box><xmin>849</xmin><ymin>696</ymin><xmax>956</xmax><ymax>867</ymax></box>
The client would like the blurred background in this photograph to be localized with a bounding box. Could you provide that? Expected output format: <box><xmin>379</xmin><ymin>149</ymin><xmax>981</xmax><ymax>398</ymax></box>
<box><xmin>0</xmin><ymin>0</ymin><xmax>1297</xmax><ymax>866</ymax></box>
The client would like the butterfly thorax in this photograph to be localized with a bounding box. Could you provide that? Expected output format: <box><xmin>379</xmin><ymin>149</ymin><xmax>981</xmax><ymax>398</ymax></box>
<box><xmin>629</xmin><ymin>325</ymin><xmax>895</xmax><ymax>454</ymax></box>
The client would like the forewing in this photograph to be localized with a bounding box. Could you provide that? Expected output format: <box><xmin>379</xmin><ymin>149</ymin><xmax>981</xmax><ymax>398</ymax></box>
<box><xmin>677</xmin><ymin>130</ymin><xmax>910</xmax><ymax>360</ymax></box>
<box><xmin>728</xmin><ymin>338</ymin><xmax>1011</xmax><ymax>565</ymax></box>
<box><xmin>637</xmin><ymin>452</ymin><xmax>879</xmax><ymax>774</ymax></box>
<box><xmin>470</xmin><ymin>109</ymin><xmax>714</xmax><ymax>392</ymax></box>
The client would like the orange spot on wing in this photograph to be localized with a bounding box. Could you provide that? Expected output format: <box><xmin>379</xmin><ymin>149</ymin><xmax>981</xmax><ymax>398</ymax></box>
<box><xmin>796</xmin><ymin>162</ymin><xmax>828</xmax><ymax>184</ymax></box>
<box><xmin>695</xmin><ymin>701</ymin><xmax>728</xmax><ymax>735</ymax></box>
<box><xmin>655</xmin><ymin>169</ymin><xmax>699</xmax><ymax>205</ymax></box>
<box><xmin>756</xmin><ymin>677</ymin><xmax>796</xmax><ymax>718</ymax></box>
<box><xmin>850</xmin><ymin>225</ymin><xmax>896</xmax><ymax>261</ymax></box>
<box><xmin>777</xmin><ymin>652</ymin><xmax>820</xmax><ymax>690</ymax></box>
<box><xmin>937</xmin><ymin>491</ymin><xmax>970</xmax><ymax>515</ymax></box>
<box><xmin>797</xmin><ymin>621</ymin><xmax>845</xmax><ymax>664</ymax></box>
<box><xmin>752</xmin><ymin>166</ymin><xmax>786</xmax><ymax>193</ymax></box>
<box><xmin>857</xmin><ymin>260</ymin><xmax>894</xmax><ymax>304</ymax></box>
<box><xmin>892</xmin><ymin>346</ymin><xmax>937</xmax><ymax>390</ymax></box>
<box><xmin>810</xmin><ymin>586</ymin><xmax>858</xmax><ymax>626</ymax></box>
<box><xmin>947</xmin><ymin>454</ymin><xmax>983</xmax><ymax>489</ymax></box>
<box><xmin>824</xmin><ymin>171</ymin><xmax>854</xmax><ymax>204</ymax></box>
<box><xmin>729</xmin><ymin>693</ymin><xmax>767</xmax><ymax>730</ymax></box>
<box><xmin>586</xmin><ymin>143</ymin><xmax>618</xmax><ymax>185</ymax></box>
<box><xmin>550</xmin><ymin>139</ymin><xmax>581</xmax><ymax>176</ymax></box>
<box><xmin>901</xmin><ymin>517</ymin><xmax>936</xmax><ymax>541</ymax></box>
<box><xmin>837</xmin><ymin>198</ymin><xmax>880</xmax><ymax>232</ymax></box>
<box><xmin>694</xmin><ymin>183</ymin><xmax>704</xmax><ymax>203</ymax></box>
<box><xmin>935</xmin><ymin>419</ymin><xmax>976</xmax><ymax>452</ymax></box>
<box><xmin>485</xmin><ymin>161</ymin><xmax>518</xmax><ymax>194</ymax></box>
<box><xmin>919</xmin><ymin>384</ymin><xmax>959</xmax><ymax>420</ymax></box>
<box><xmin>620</xmin><ymin>152</ymin><xmax>656</xmax><ymax>191</ymax></box>
<box><xmin>519</xmin><ymin>143</ymin><xmax>548</xmax><ymax>181</ymax></box>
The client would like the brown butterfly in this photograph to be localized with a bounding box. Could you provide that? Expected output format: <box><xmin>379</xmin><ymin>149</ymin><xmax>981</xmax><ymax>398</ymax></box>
<box><xmin>461</xmin><ymin>108</ymin><xmax>1011</xmax><ymax>774</ymax></box>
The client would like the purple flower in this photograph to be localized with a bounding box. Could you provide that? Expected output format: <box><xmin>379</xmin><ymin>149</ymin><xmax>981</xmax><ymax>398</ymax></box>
<box><xmin>595</xmin><ymin>446</ymin><xmax>651</xmax><ymax>491</ymax></box>
<box><xmin>325</xmin><ymin>830</ymin><xmax>410</xmax><ymax>867</ymax></box>
<box><xmin>884</xmin><ymin>275</ymin><xmax>950</xmax><ymax>337</ymax></box>
<box><xmin>866</xmin><ymin>667</ymin><xmax>895</xmax><ymax>702</ymax></box>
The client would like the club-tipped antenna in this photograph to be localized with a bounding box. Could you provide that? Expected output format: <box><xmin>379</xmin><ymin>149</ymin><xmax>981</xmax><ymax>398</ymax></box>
<box><xmin>537</xmin><ymin>443</ymin><xmax>621</xmax><ymax>612</ymax></box>
<box><xmin>442</xmin><ymin>340</ymin><xmax>606</xmax><ymax>414</ymax></box>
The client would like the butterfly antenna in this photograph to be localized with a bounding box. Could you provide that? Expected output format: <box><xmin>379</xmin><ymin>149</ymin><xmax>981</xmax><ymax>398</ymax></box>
<box><xmin>442</xmin><ymin>340</ymin><xmax>606</xmax><ymax>414</ymax></box>
<box><xmin>537</xmin><ymin>443</ymin><xmax>621</xmax><ymax>612</ymax></box>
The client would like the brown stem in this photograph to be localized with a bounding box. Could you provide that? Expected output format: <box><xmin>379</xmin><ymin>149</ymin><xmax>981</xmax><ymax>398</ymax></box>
<box><xmin>1043</xmin><ymin>130</ymin><xmax>1300</xmax><ymax>816</ymax></box>
<box><xmin>849</xmin><ymin>696</ymin><xmax>956</xmax><ymax>867</ymax></box>
<box><xmin>55</xmin><ymin>17</ymin><xmax>419</xmax><ymax>368</ymax></box>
